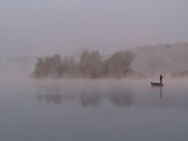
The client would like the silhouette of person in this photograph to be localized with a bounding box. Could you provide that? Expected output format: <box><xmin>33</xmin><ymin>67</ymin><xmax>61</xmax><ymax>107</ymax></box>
<box><xmin>160</xmin><ymin>74</ymin><xmax>163</xmax><ymax>84</ymax></box>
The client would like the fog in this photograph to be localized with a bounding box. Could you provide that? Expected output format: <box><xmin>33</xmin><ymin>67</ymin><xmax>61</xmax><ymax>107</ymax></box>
<box><xmin>1</xmin><ymin>42</ymin><xmax>188</xmax><ymax>79</ymax></box>
<box><xmin>2</xmin><ymin>2</ymin><xmax>188</xmax><ymax>140</ymax></box>
<box><xmin>1</xmin><ymin>0</ymin><xmax>188</xmax><ymax>57</ymax></box>
<box><xmin>132</xmin><ymin>42</ymin><xmax>188</xmax><ymax>76</ymax></box>
<box><xmin>1</xmin><ymin>1</ymin><xmax>188</xmax><ymax>78</ymax></box>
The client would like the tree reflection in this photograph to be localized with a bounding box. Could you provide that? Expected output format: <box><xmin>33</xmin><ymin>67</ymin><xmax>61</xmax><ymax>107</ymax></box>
<box><xmin>36</xmin><ymin>83</ymin><xmax>63</xmax><ymax>104</ymax></box>
<box><xmin>108</xmin><ymin>86</ymin><xmax>134</xmax><ymax>107</ymax></box>
<box><xmin>35</xmin><ymin>81</ymin><xmax>134</xmax><ymax>108</ymax></box>
<box><xmin>80</xmin><ymin>93</ymin><xmax>100</xmax><ymax>108</ymax></box>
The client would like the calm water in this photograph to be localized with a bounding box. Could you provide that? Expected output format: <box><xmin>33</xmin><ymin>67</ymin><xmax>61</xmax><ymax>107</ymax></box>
<box><xmin>0</xmin><ymin>76</ymin><xmax>188</xmax><ymax>141</ymax></box>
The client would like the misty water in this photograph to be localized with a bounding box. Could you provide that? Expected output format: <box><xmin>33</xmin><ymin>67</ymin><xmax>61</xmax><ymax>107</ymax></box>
<box><xmin>1</xmin><ymin>63</ymin><xmax>188</xmax><ymax>141</ymax></box>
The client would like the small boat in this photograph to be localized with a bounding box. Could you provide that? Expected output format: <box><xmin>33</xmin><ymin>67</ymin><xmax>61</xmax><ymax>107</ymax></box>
<box><xmin>150</xmin><ymin>82</ymin><xmax>163</xmax><ymax>87</ymax></box>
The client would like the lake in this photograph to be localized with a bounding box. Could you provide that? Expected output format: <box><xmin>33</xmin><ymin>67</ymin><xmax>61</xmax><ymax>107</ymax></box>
<box><xmin>0</xmin><ymin>75</ymin><xmax>188</xmax><ymax>141</ymax></box>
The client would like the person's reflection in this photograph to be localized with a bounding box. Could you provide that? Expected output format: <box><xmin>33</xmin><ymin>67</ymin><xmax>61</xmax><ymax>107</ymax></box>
<box><xmin>150</xmin><ymin>86</ymin><xmax>164</xmax><ymax>99</ymax></box>
<box><xmin>160</xmin><ymin>87</ymin><xmax>163</xmax><ymax>99</ymax></box>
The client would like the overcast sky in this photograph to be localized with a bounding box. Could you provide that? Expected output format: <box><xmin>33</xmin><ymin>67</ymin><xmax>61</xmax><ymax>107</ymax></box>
<box><xmin>0</xmin><ymin>0</ymin><xmax>188</xmax><ymax>56</ymax></box>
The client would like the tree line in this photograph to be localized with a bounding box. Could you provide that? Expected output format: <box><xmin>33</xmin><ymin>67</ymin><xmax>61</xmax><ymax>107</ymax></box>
<box><xmin>32</xmin><ymin>50</ymin><xmax>135</xmax><ymax>78</ymax></box>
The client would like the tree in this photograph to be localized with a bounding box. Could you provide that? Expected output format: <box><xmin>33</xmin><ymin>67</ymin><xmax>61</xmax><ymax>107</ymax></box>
<box><xmin>105</xmin><ymin>50</ymin><xmax>134</xmax><ymax>77</ymax></box>
<box><xmin>33</xmin><ymin>57</ymin><xmax>45</xmax><ymax>78</ymax></box>
<box><xmin>32</xmin><ymin>50</ymin><xmax>135</xmax><ymax>78</ymax></box>
<box><xmin>80</xmin><ymin>50</ymin><xmax>104</xmax><ymax>78</ymax></box>
<box><xmin>33</xmin><ymin>54</ymin><xmax>63</xmax><ymax>78</ymax></box>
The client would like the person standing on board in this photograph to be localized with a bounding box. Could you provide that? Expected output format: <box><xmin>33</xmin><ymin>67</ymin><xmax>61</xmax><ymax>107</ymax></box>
<box><xmin>160</xmin><ymin>74</ymin><xmax>163</xmax><ymax>84</ymax></box>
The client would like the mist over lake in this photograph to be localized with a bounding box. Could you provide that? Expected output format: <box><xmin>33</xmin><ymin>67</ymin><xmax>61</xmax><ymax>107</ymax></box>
<box><xmin>0</xmin><ymin>58</ymin><xmax>188</xmax><ymax>141</ymax></box>
<box><xmin>2</xmin><ymin>0</ymin><xmax>188</xmax><ymax>140</ymax></box>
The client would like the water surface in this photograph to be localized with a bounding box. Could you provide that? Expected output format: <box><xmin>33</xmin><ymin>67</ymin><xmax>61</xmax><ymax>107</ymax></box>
<box><xmin>0</xmin><ymin>76</ymin><xmax>188</xmax><ymax>141</ymax></box>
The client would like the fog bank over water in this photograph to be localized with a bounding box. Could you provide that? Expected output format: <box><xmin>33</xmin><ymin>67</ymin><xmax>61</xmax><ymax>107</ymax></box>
<box><xmin>1</xmin><ymin>42</ymin><xmax>188</xmax><ymax>78</ymax></box>
<box><xmin>0</xmin><ymin>57</ymin><xmax>35</xmax><ymax>79</ymax></box>
<box><xmin>2</xmin><ymin>1</ymin><xmax>188</xmax><ymax>140</ymax></box>
<box><xmin>131</xmin><ymin>42</ymin><xmax>188</xmax><ymax>76</ymax></box>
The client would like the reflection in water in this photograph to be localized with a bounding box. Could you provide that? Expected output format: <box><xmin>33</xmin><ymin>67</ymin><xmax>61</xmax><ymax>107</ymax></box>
<box><xmin>35</xmin><ymin>81</ymin><xmax>134</xmax><ymax>108</ymax></box>
<box><xmin>36</xmin><ymin>82</ymin><xmax>63</xmax><ymax>104</ymax></box>
<box><xmin>150</xmin><ymin>86</ymin><xmax>164</xmax><ymax>99</ymax></box>
<box><xmin>80</xmin><ymin>92</ymin><xmax>100</xmax><ymax>108</ymax></box>
<box><xmin>35</xmin><ymin>80</ymin><xmax>188</xmax><ymax>110</ymax></box>
<box><xmin>109</xmin><ymin>93</ymin><xmax>133</xmax><ymax>107</ymax></box>
<box><xmin>109</xmin><ymin>86</ymin><xmax>134</xmax><ymax>107</ymax></box>
<box><xmin>160</xmin><ymin>87</ymin><xmax>163</xmax><ymax>99</ymax></box>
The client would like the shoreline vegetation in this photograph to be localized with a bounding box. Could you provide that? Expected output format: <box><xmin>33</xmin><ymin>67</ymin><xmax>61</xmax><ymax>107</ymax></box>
<box><xmin>32</xmin><ymin>50</ymin><xmax>145</xmax><ymax>79</ymax></box>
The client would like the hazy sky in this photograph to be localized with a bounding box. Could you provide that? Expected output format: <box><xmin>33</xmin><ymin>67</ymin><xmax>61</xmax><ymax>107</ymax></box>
<box><xmin>1</xmin><ymin>0</ymin><xmax>188</xmax><ymax>56</ymax></box>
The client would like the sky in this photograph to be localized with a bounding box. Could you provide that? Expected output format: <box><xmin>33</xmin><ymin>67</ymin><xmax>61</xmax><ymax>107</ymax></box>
<box><xmin>0</xmin><ymin>0</ymin><xmax>188</xmax><ymax>57</ymax></box>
